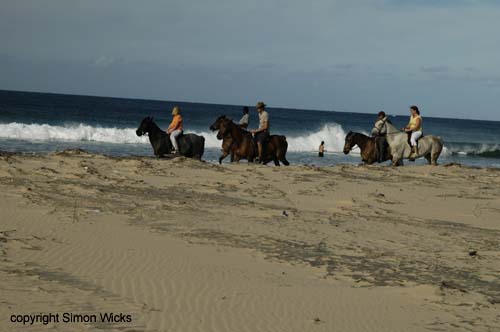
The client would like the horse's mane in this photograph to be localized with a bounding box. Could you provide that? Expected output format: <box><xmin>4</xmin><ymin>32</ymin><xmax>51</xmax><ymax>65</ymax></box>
<box><xmin>385</xmin><ymin>121</ymin><xmax>402</xmax><ymax>134</ymax></box>
<box><xmin>145</xmin><ymin>117</ymin><xmax>168</xmax><ymax>137</ymax></box>
<box><xmin>346</xmin><ymin>131</ymin><xmax>369</xmax><ymax>139</ymax></box>
<box><xmin>224</xmin><ymin>118</ymin><xmax>249</xmax><ymax>133</ymax></box>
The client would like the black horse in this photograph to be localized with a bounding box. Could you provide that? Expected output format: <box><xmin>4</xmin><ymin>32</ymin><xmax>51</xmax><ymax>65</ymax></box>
<box><xmin>136</xmin><ymin>117</ymin><xmax>205</xmax><ymax>160</ymax></box>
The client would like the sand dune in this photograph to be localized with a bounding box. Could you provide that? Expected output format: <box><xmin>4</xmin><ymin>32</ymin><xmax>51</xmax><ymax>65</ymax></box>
<box><xmin>1</xmin><ymin>150</ymin><xmax>499</xmax><ymax>331</ymax></box>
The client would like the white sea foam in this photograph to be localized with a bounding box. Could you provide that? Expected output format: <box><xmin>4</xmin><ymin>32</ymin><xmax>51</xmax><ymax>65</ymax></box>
<box><xmin>2</xmin><ymin>122</ymin><xmax>498</xmax><ymax>157</ymax></box>
<box><xmin>0</xmin><ymin>122</ymin><xmax>147</xmax><ymax>144</ymax></box>
<box><xmin>286</xmin><ymin>123</ymin><xmax>351</xmax><ymax>153</ymax></box>
<box><xmin>0</xmin><ymin>122</ymin><xmax>352</xmax><ymax>153</ymax></box>
<box><xmin>442</xmin><ymin>143</ymin><xmax>500</xmax><ymax>157</ymax></box>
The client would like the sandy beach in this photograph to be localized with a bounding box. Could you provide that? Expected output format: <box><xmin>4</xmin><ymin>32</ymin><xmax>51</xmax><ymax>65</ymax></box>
<box><xmin>1</xmin><ymin>150</ymin><xmax>499</xmax><ymax>331</ymax></box>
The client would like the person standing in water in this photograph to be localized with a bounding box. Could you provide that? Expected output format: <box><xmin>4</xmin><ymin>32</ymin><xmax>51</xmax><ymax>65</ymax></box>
<box><xmin>251</xmin><ymin>101</ymin><xmax>270</xmax><ymax>163</ymax></box>
<box><xmin>167</xmin><ymin>106</ymin><xmax>183</xmax><ymax>154</ymax></box>
<box><xmin>318</xmin><ymin>141</ymin><xmax>326</xmax><ymax>157</ymax></box>
<box><xmin>239</xmin><ymin>106</ymin><xmax>250</xmax><ymax>129</ymax></box>
<box><xmin>403</xmin><ymin>105</ymin><xmax>423</xmax><ymax>161</ymax></box>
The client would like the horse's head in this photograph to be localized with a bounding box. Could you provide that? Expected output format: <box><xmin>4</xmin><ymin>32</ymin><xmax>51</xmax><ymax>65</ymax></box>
<box><xmin>343</xmin><ymin>131</ymin><xmax>355</xmax><ymax>154</ymax></box>
<box><xmin>210</xmin><ymin>115</ymin><xmax>226</xmax><ymax>131</ymax></box>
<box><xmin>216</xmin><ymin>117</ymin><xmax>232</xmax><ymax>140</ymax></box>
<box><xmin>136</xmin><ymin>117</ymin><xmax>154</xmax><ymax>136</ymax></box>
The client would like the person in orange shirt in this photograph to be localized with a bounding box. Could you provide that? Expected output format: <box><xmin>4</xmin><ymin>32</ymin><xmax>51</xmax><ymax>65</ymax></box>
<box><xmin>167</xmin><ymin>106</ymin><xmax>183</xmax><ymax>154</ymax></box>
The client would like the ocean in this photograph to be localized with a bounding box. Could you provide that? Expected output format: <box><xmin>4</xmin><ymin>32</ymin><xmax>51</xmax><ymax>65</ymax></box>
<box><xmin>1</xmin><ymin>90</ymin><xmax>499</xmax><ymax>168</ymax></box>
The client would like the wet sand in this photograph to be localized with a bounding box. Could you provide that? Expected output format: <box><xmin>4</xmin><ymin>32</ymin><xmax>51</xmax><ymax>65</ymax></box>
<box><xmin>1</xmin><ymin>150</ymin><xmax>499</xmax><ymax>331</ymax></box>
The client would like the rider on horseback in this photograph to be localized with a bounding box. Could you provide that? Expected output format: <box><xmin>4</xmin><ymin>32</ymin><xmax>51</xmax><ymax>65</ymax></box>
<box><xmin>239</xmin><ymin>106</ymin><xmax>250</xmax><ymax>129</ymax></box>
<box><xmin>167</xmin><ymin>106</ymin><xmax>183</xmax><ymax>154</ymax></box>
<box><xmin>371</xmin><ymin>111</ymin><xmax>391</xmax><ymax>163</ymax></box>
<box><xmin>403</xmin><ymin>105</ymin><xmax>423</xmax><ymax>161</ymax></box>
<box><xmin>251</xmin><ymin>101</ymin><xmax>270</xmax><ymax>163</ymax></box>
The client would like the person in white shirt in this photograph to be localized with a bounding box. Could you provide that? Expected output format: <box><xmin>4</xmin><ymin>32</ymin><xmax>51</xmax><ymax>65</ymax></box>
<box><xmin>239</xmin><ymin>106</ymin><xmax>250</xmax><ymax>129</ymax></box>
<box><xmin>371</xmin><ymin>111</ymin><xmax>391</xmax><ymax>163</ymax></box>
<box><xmin>251</xmin><ymin>101</ymin><xmax>270</xmax><ymax>163</ymax></box>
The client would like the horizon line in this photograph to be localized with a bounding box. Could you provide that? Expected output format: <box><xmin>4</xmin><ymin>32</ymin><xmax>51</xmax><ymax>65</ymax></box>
<box><xmin>1</xmin><ymin>88</ymin><xmax>499</xmax><ymax>124</ymax></box>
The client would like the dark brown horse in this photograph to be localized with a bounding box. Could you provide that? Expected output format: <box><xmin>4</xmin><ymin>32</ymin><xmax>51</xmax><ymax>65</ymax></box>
<box><xmin>343</xmin><ymin>131</ymin><xmax>392</xmax><ymax>164</ymax></box>
<box><xmin>209</xmin><ymin>115</ymin><xmax>235</xmax><ymax>164</ymax></box>
<box><xmin>217</xmin><ymin>117</ymin><xmax>290</xmax><ymax>166</ymax></box>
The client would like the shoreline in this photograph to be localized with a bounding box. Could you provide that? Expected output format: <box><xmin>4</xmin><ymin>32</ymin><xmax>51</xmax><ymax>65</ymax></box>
<box><xmin>1</xmin><ymin>150</ymin><xmax>499</xmax><ymax>331</ymax></box>
<box><xmin>2</xmin><ymin>148</ymin><xmax>500</xmax><ymax>171</ymax></box>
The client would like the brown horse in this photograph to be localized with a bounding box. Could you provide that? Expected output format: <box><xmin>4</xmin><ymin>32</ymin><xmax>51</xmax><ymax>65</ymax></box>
<box><xmin>217</xmin><ymin>117</ymin><xmax>290</xmax><ymax>166</ymax></box>
<box><xmin>343</xmin><ymin>131</ymin><xmax>392</xmax><ymax>164</ymax></box>
<box><xmin>209</xmin><ymin>115</ymin><xmax>235</xmax><ymax>164</ymax></box>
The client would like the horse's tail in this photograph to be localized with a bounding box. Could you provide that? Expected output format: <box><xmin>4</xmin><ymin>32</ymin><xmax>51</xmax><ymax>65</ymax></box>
<box><xmin>281</xmin><ymin>136</ymin><xmax>288</xmax><ymax>151</ymax></box>
<box><xmin>430</xmin><ymin>135</ymin><xmax>444</xmax><ymax>165</ymax></box>
<box><xmin>278</xmin><ymin>135</ymin><xmax>289</xmax><ymax>165</ymax></box>
<box><xmin>200</xmin><ymin>136</ymin><xmax>205</xmax><ymax>159</ymax></box>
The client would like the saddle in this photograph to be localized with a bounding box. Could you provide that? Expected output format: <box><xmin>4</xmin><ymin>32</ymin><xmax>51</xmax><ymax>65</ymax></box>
<box><xmin>407</xmin><ymin>132</ymin><xmax>423</xmax><ymax>147</ymax></box>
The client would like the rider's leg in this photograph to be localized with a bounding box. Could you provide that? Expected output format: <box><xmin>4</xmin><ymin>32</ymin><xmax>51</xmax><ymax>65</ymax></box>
<box><xmin>409</xmin><ymin>131</ymin><xmax>422</xmax><ymax>160</ymax></box>
<box><xmin>377</xmin><ymin>137</ymin><xmax>386</xmax><ymax>162</ymax></box>
<box><xmin>257</xmin><ymin>142</ymin><xmax>263</xmax><ymax>162</ymax></box>
<box><xmin>381</xmin><ymin>137</ymin><xmax>388</xmax><ymax>162</ymax></box>
<box><xmin>410</xmin><ymin>131</ymin><xmax>422</xmax><ymax>147</ymax></box>
<box><xmin>170</xmin><ymin>130</ymin><xmax>182</xmax><ymax>154</ymax></box>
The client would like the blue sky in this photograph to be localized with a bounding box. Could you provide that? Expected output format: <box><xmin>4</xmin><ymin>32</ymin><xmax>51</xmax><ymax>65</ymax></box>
<box><xmin>1</xmin><ymin>0</ymin><xmax>500</xmax><ymax>120</ymax></box>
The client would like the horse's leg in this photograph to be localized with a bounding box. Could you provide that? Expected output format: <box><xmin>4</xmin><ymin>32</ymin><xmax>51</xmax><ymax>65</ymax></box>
<box><xmin>248</xmin><ymin>143</ymin><xmax>255</xmax><ymax>162</ymax></box>
<box><xmin>276</xmin><ymin>143</ymin><xmax>289</xmax><ymax>166</ymax></box>
<box><xmin>219</xmin><ymin>151</ymin><xmax>229</xmax><ymax>164</ymax></box>
<box><xmin>280</xmin><ymin>157</ymin><xmax>290</xmax><ymax>166</ymax></box>
<box><xmin>391</xmin><ymin>152</ymin><xmax>401</xmax><ymax>167</ymax></box>
<box><xmin>268</xmin><ymin>144</ymin><xmax>280</xmax><ymax>166</ymax></box>
<box><xmin>425</xmin><ymin>153</ymin><xmax>432</xmax><ymax>165</ymax></box>
<box><xmin>263</xmin><ymin>144</ymin><xmax>280</xmax><ymax>166</ymax></box>
<box><xmin>431</xmin><ymin>154</ymin><xmax>439</xmax><ymax>166</ymax></box>
<box><xmin>431</xmin><ymin>139</ymin><xmax>443</xmax><ymax>166</ymax></box>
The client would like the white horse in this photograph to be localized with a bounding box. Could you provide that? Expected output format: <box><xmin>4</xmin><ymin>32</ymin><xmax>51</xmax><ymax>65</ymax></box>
<box><xmin>385</xmin><ymin>122</ymin><xmax>443</xmax><ymax>166</ymax></box>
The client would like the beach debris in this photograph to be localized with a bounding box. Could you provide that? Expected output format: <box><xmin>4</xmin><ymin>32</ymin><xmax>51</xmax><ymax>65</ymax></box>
<box><xmin>282</xmin><ymin>210</ymin><xmax>288</xmax><ymax>217</ymax></box>
<box><xmin>0</xmin><ymin>229</ymin><xmax>16</xmax><ymax>243</ymax></box>
<box><xmin>444</xmin><ymin>162</ymin><xmax>463</xmax><ymax>167</ymax></box>
<box><xmin>375</xmin><ymin>192</ymin><xmax>385</xmax><ymax>198</ymax></box>
<box><xmin>488</xmin><ymin>298</ymin><xmax>500</xmax><ymax>305</ymax></box>
<box><xmin>55</xmin><ymin>148</ymin><xmax>88</xmax><ymax>156</ymax></box>
<box><xmin>440</xmin><ymin>280</ymin><xmax>468</xmax><ymax>293</ymax></box>
<box><xmin>468</xmin><ymin>250</ymin><xmax>477</xmax><ymax>257</ymax></box>
<box><xmin>313</xmin><ymin>317</ymin><xmax>323</xmax><ymax>324</ymax></box>
<box><xmin>73</xmin><ymin>200</ymin><xmax>79</xmax><ymax>223</ymax></box>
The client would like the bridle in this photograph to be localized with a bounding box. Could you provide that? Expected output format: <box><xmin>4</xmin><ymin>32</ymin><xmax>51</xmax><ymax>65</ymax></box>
<box><xmin>344</xmin><ymin>134</ymin><xmax>360</xmax><ymax>152</ymax></box>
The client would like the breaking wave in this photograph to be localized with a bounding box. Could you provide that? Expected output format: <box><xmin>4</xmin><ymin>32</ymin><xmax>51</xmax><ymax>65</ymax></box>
<box><xmin>0</xmin><ymin>122</ymin><xmax>147</xmax><ymax>144</ymax></box>
<box><xmin>443</xmin><ymin>142</ymin><xmax>500</xmax><ymax>159</ymax></box>
<box><xmin>1</xmin><ymin>122</ymin><xmax>498</xmax><ymax>158</ymax></box>
<box><xmin>0</xmin><ymin>122</ymin><xmax>350</xmax><ymax>153</ymax></box>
